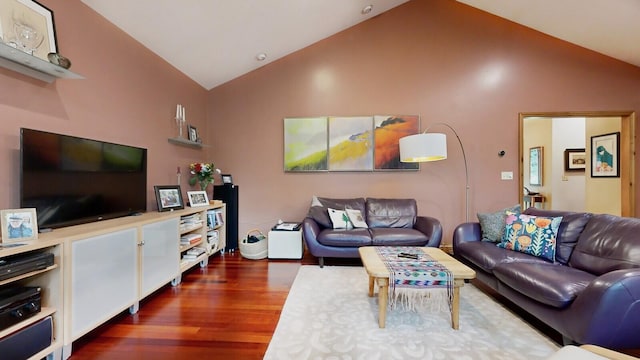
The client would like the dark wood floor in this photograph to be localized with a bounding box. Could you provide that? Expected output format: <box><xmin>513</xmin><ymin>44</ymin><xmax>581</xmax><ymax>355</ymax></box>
<box><xmin>70</xmin><ymin>251</ymin><xmax>639</xmax><ymax>359</ymax></box>
<box><xmin>70</xmin><ymin>251</ymin><xmax>304</xmax><ymax>359</ymax></box>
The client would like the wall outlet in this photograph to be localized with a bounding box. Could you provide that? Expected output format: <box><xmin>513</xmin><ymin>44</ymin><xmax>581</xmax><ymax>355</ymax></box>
<box><xmin>501</xmin><ymin>171</ymin><xmax>513</xmax><ymax>180</ymax></box>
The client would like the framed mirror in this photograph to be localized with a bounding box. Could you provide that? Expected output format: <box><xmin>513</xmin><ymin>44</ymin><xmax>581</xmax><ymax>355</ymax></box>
<box><xmin>529</xmin><ymin>146</ymin><xmax>543</xmax><ymax>186</ymax></box>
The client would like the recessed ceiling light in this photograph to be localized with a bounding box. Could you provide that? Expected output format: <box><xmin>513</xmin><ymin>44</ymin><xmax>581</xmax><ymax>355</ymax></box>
<box><xmin>362</xmin><ymin>4</ymin><xmax>373</xmax><ymax>14</ymax></box>
<box><xmin>256</xmin><ymin>53</ymin><xmax>267</xmax><ymax>61</ymax></box>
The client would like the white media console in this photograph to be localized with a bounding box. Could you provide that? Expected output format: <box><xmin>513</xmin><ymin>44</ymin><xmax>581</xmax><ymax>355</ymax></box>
<box><xmin>0</xmin><ymin>203</ymin><xmax>225</xmax><ymax>360</ymax></box>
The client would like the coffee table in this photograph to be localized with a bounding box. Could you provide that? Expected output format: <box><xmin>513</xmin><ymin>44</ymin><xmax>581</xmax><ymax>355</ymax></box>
<box><xmin>358</xmin><ymin>246</ymin><xmax>476</xmax><ymax>329</ymax></box>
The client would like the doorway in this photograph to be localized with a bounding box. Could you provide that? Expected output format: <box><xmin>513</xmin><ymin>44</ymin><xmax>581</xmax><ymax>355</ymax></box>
<box><xmin>519</xmin><ymin>111</ymin><xmax>636</xmax><ymax>217</ymax></box>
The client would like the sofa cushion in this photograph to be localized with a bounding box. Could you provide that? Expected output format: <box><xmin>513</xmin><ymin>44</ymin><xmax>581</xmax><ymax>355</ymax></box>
<box><xmin>366</xmin><ymin>198</ymin><xmax>416</xmax><ymax>228</ymax></box>
<box><xmin>477</xmin><ymin>204</ymin><xmax>522</xmax><ymax>242</ymax></box>
<box><xmin>493</xmin><ymin>262</ymin><xmax>595</xmax><ymax>308</ymax></box>
<box><xmin>316</xmin><ymin>228</ymin><xmax>372</xmax><ymax>247</ymax></box>
<box><xmin>455</xmin><ymin>241</ymin><xmax>549</xmax><ymax>274</ymax></box>
<box><xmin>523</xmin><ymin>208</ymin><xmax>592</xmax><ymax>264</ymax></box>
<box><xmin>569</xmin><ymin>214</ymin><xmax>640</xmax><ymax>276</ymax></box>
<box><xmin>497</xmin><ymin>212</ymin><xmax>562</xmax><ymax>262</ymax></box>
<box><xmin>369</xmin><ymin>228</ymin><xmax>428</xmax><ymax>246</ymax></box>
<box><xmin>319</xmin><ymin>197</ymin><xmax>367</xmax><ymax>214</ymax></box>
<box><xmin>307</xmin><ymin>197</ymin><xmax>367</xmax><ymax>229</ymax></box>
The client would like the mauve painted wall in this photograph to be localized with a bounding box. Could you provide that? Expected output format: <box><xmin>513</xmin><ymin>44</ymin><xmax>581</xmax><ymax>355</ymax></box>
<box><xmin>207</xmin><ymin>0</ymin><xmax>640</xmax><ymax>245</ymax></box>
<box><xmin>0</xmin><ymin>0</ymin><xmax>209</xmax><ymax>212</ymax></box>
<box><xmin>1</xmin><ymin>0</ymin><xmax>639</xmax><ymax>247</ymax></box>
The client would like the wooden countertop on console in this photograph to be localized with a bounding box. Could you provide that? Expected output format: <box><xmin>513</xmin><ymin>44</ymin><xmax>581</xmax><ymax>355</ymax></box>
<box><xmin>0</xmin><ymin>204</ymin><xmax>223</xmax><ymax>256</ymax></box>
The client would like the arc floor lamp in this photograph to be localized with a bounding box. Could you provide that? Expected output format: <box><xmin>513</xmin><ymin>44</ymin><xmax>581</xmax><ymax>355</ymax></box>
<box><xmin>399</xmin><ymin>123</ymin><xmax>470</xmax><ymax>222</ymax></box>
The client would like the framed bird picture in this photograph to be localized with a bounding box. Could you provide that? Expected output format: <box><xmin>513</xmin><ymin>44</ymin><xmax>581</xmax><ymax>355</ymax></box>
<box><xmin>591</xmin><ymin>132</ymin><xmax>620</xmax><ymax>177</ymax></box>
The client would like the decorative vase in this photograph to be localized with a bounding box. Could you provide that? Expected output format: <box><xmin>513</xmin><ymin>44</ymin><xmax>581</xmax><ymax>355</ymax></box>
<box><xmin>199</xmin><ymin>179</ymin><xmax>212</xmax><ymax>191</ymax></box>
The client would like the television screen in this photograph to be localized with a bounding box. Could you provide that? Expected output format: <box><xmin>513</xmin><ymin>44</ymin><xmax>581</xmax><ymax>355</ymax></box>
<box><xmin>20</xmin><ymin>128</ymin><xmax>147</xmax><ymax>229</ymax></box>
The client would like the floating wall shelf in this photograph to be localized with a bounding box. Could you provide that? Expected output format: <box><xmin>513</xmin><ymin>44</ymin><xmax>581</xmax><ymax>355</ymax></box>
<box><xmin>168</xmin><ymin>137</ymin><xmax>208</xmax><ymax>149</ymax></box>
<box><xmin>0</xmin><ymin>42</ymin><xmax>84</xmax><ymax>83</ymax></box>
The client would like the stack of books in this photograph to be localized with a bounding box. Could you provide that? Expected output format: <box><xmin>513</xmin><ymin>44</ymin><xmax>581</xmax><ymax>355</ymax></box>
<box><xmin>182</xmin><ymin>247</ymin><xmax>206</xmax><ymax>261</ymax></box>
<box><xmin>207</xmin><ymin>230</ymin><xmax>219</xmax><ymax>252</ymax></box>
<box><xmin>180</xmin><ymin>233</ymin><xmax>202</xmax><ymax>246</ymax></box>
<box><xmin>180</xmin><ymin>213</ymin><xmax>203</xmax><ymax>232</ymax></box>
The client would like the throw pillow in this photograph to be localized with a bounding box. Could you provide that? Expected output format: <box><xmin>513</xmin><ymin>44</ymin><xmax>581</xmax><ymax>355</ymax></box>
<box><xmin>328</xmin><ymin>208</ymin><xmax>353</xmax><ymax>229</ymax></box>
<box><xmin>310</xmin><ymin>195</ymin><xmax>323</xmax><ymax>207</ymax></box>
<box><xmin>497</xmin><ymin>212</ymin><xmax>562</xmax><ymax>262</ymax></box>
<box><xmin>307</xmin><ymin>205</ymin><xmax>332</xmax><ymax>228</ymax></box>
<box><xmin>346</xmin><ymin>209</ymin><xmax>368</xmax><ymax>228</ymax></box>
<box><xmin>477</xmin><ymin>204</ymin><xmax>521</xmax><ymax>242</ymax></box>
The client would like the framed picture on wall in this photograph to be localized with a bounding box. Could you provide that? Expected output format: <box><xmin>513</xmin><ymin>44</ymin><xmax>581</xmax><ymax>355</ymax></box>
<box><xmin>529</xmin><ymin>146</ymin><xmax>543</xmax><ymax>186</ymax></box>
<box><xmin>0</xmin><ymin>0</ymin><xmax>58</xmax><ymax>62</ymax></box>
<box><xmin>283</xmin><ymin>117</ymin><xmax>328</xmax><ymax>172</ymax></box>
<box><xmin>373</xmin><ymin>115</ymin><xmax>420</xmax><ymax>171</ymax></box>
<box><xmin>564</xmin><ymin>148</ymin><xmax>586</xmax><ymax>172</ymax></box>
<box><xmin>591</xmin><ymin>132</ymin><xmax>620</xmax><ymax>177</ymax></box>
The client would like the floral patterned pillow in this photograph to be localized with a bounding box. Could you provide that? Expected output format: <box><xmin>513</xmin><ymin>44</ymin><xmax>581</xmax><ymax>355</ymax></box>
<box><xmin>497</xmin><ymin>212</ymin><xmax>562</xmax><ymax>262</ymax></box>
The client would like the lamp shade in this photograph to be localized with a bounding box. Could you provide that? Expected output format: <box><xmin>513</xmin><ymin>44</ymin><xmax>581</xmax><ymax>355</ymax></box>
<box><xmin>399</xmin><ymin>133</ymin><xmax>447</xmax><ymax>163</ymax></box>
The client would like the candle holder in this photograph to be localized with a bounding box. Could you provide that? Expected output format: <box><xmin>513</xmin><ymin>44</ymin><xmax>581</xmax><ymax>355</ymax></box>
<box><xmin>175</xmin><ymin>104</ymin><xmax>186</xmax><ymax>138</ymax></box>
<box><xmin>175</xmin><ymin>116</ymin><xmax>185</xmax><ymax>138</ymax></box>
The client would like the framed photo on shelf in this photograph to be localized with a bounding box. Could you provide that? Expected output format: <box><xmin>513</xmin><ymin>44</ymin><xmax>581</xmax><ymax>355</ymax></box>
<box><xmin>187</xmin><ymin>191</ymin><xmax>209</xmax><ymax>207</ymax></box>
<box><xmin>591</xmin><ymin>132</ymin><xmax>620</xmax><ymax>178</ymax></box>
<box><xmin>564</xmin><ymin>148</ymin><xmax>586</xmax><ymax>172</ymax></box>
<box><xmin>221</xmin><ymin>174</ymin><xmax>233</xmax><ymax>184</ymax></box>
<box><xmin>1</xmin><ymin>208</ymin><xmax>38</xmax><ymax>242</ymax></box>
<box><xmin>0</xmin><ymin>0</ymin><xmax>58</xmax><ymax>62</ymax></box>
<box><xmin>187</xmin><ymin>125</ymin><xmax>198</xmax><ymax>142</ymax></box>
<box><xmin>529</xmin><ymin>146</ymin><xmax>543</xmax><ymax>186</ymax></box>
<box><xmin>154</xmin><ymin>185</ymin><xmax>184</xmax><ymax>212</ymax></box>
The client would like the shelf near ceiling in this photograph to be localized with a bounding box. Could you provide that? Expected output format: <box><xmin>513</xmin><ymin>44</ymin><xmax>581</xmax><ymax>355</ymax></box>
<box><xmin>0</xmin><ymin>42</ymin><xmax>84</xmax><ymax>83</ymax></box>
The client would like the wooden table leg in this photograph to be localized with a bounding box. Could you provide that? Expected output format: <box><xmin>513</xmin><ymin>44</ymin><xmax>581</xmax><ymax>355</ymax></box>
<box><xmin>377</xmin><ymin>277</ymin><xmax>389</xmax><ymax>328</ymax></box>
<box><xmin>368</xmin><ymin>275</ymin><xmax>374</xmax><ymax>297</ymax></box>
<box><xmin>451</xmin><ymin>285</ymin><xmax>461</xmax><ymax>329</ymax></box>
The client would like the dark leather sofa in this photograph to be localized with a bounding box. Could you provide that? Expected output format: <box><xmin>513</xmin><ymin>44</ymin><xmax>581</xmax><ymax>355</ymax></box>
<box><xmin>302</xmin><ymin>197</ymin><xmax>442</xmax><ymax>267</ymax></box>
<box><xmin>453</xmin><ymin>207</ymin><xmax>640</xmax><ymax>350</ymax></box>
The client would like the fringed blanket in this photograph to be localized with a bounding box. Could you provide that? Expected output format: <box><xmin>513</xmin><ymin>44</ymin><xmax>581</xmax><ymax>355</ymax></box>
<box><xmin>376</xmin><ymin>247</ymin><xmax>453</xmax><ymax>312</ymax></box>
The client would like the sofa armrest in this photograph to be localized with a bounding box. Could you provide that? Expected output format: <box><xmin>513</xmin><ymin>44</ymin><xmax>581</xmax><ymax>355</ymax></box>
<box><xmin>414</xmin><ymin>216</ymin><xmax>442</xmax><ymax>248</ymax></box>
<box><xmin>452</xmin><ymin>222</ymin><xmax>482</xmax><ymax>251</ymax></box>
<box><xmin>302</xmin><ymin>217</ymin><xmax>321</xmax><ymax>243</ymax></box>
<box><xmin>564</xmin><ymin>268</ymin><xmax>640</xmax><ymax>349</ymax></box>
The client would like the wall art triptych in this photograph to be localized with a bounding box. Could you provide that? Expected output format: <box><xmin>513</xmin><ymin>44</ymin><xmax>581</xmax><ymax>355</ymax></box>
<box><xmin>283</xmin><ymin>115</ymin><xmax>420</xmax><ymax>172</ymax></box>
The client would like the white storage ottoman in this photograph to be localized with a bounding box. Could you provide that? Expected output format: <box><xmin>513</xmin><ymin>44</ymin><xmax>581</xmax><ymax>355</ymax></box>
<box><xmin>268</xmin><ymin>229</ymin><xmax>303</xmax><ymax>259</ymax></box>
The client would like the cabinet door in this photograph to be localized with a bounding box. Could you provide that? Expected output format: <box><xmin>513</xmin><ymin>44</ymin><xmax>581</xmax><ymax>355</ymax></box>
<box><xmin>140</xmin><ymin>218</ymin><xmax>180</xmax><ymax>298</ymax></box>
<box><xmin>71</xmin><ymin>228</ymin><xmax>137</xmax><ymax>340</ymax></box>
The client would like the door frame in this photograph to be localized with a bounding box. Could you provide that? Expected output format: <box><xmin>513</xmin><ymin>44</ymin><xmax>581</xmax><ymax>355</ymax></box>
<box><xmin>519</xmin><ymin>111</ymin><xmax>636</xmax><ymax>217</ymax></box>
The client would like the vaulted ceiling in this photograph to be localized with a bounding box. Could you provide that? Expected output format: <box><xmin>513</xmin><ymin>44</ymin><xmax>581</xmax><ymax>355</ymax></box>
<box><xmin>81</xmin><ymin>0</ymin><xmax>640</xmax><ymax>90</ymax></box>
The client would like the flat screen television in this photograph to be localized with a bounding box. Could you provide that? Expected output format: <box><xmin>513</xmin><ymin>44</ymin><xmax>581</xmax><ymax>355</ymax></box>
<box><xmin>20</xmin><ymin>128</ymin><xmax>147</xmax><ymax>230</ymax></box>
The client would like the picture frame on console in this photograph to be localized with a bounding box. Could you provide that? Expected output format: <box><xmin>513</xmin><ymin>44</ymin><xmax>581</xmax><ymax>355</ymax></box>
<box><xmin>221</xmin><ymin>174</ymin><xmax>233</xmax><ymax>184</ymax></box>
<box><xmin>187</xmin><ymin>191</ymin><xmax>209</xmax><ymax>207</ymax></box>
<box><xmin>154</xmin><ymin>185</ymin><xmax>184</xmax><ymax>212</ymax></box>
<box><xmin>1</xmin><ymin>208</ymin><xmax>38</xmax><ymax>242</ymax></box>
<box><xmin>0</xmin><ymin>0</ymin><xmax>58</xmax><ymax>62</ymax></box>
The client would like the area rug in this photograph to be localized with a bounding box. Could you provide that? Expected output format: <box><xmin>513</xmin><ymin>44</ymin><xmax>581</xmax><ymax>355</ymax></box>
<box><xmin>264</xmin><ymin>266</ymin><xmax>560</xmax><ymax>360</ymax></box>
